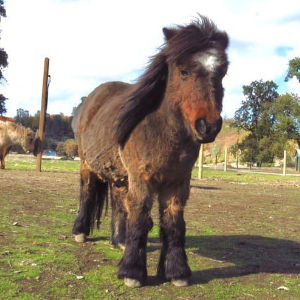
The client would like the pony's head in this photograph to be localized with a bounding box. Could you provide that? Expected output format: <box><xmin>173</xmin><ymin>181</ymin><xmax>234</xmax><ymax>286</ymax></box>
<box><xmin>21</xmin><ymin>128</ymin><xmax>36</xmax><ymax>153</ymax></box>
<box><xmin>162</xmin><ymin>17</ymin><xmax>228</xmax><ymax>143</ymax></box>
<box><xmin>117</xmin><ymin>16</ymin><xmax>229</xmax><ymax>147</ymax></box>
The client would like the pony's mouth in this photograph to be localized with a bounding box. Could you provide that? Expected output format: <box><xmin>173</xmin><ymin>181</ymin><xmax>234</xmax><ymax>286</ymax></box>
<box><xmin>196</xmin><ymin>134</ymin><xmax>217</xmax><ymax>144</ymax></box>
<box><xmin>194</xmin><ymin>117</ymin><xmax>222</xmax><ymax>144</ymax></box>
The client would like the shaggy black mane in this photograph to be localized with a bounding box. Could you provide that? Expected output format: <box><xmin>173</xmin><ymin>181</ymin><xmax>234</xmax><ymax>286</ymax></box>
<box><xmin>116</xmin><ymin>16</ymin><xmax>228</xmax><ymax>147</ymax></box>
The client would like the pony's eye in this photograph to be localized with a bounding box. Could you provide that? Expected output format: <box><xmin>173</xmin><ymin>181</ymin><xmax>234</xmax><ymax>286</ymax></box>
<box><xmin>180</xmin><ymin>70</ymin><xmax>189</xmax><ymax>76</ymax></box>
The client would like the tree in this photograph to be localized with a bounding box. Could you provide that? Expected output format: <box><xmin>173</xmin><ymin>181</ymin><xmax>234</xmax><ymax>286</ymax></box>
<box><xmin>56</xmin><ymin>142</ymin><xmax>66</xmax><ymax>156</ymax></box>
<box><xmin>229</xmin><ymin>140</ymin><xmax>242</xmax><ymax>168</ymax></box>
<box><xmin>285</xmin><ymin>57</ymin><xmax>300</xmax><ymax>83</ymax></box>
<box><xmin>0</xmin><ymin>0</ymin><xmax>8</xmax><ymax>115</ymax></box>
<box><xmin>45</xmin><ymin>113</ymin><xmax>73</xmax><ymax>140</ymax></box>
<box><xmin>64</xmin><ymin>139</ymin><xmax>78</xmax><ymax>158</ymax></box>
<box><xmin>272</xmin><ymin>93</ymin><xmax>300</xmax><ymax>149</ymax></box>
<box><xmin>0</xmin><ymin>94</ymin><xmax>6</xmax><ymax>115</ymax></box>
<box><xmin>0</xmin><ymin>0</ymin><xmax>5</xmax><ymax>17</ymax></box>
<box><xmin>72</xmin><ymin>96</ymin><xmax>86</xmax><ymax>116</ymax></box>
<box><xmin>233</xmin><ymin>80</ymin><xmax>279</xmax><ymax>165</ymax></box>
<box><xmin>211</xmin><ymin>144</ymin><xmax>220</xmax><ymax>166</ymax></box>
<box><xmin>55</xmin><ymin>139</ymin><xmax>78</xmax><ymax>158</ymax></box>
<box><xmin>15</xmin><ymin>108</ymin><xmax>32</xmax><ymax>128</ymax></box>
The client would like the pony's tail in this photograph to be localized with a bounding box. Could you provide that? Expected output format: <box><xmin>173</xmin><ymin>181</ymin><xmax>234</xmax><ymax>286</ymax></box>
<box><xmin>90</xmin><ymin>180</ymin><xmax>109</xmax><ymax>233</ymax></box>
<box><xmin>73</xmin><ymin>175</ymin><xmax>109</xmax><ymax>237</ymax></box>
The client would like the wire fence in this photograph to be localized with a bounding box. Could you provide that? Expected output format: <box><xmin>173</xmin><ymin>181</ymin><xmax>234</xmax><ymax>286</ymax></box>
<box><xmin>197</xmin><ymin>145</ymin><xmax>300</xmax><ymax>178</ymax></box>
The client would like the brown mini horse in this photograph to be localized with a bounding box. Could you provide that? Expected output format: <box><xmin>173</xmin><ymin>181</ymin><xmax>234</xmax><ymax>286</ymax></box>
<box><xmin>0</xmin><ymin>117</ymin><xmax>36</xmax><ymax>169</ymax></box>
<box><xmin>72</xmin><ymin>16</ymin><xmax>229</xmax><ymax>287</ymax></box>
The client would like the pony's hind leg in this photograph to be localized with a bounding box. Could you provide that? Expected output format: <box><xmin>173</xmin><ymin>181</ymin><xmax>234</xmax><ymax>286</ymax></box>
<box><xmin>157</xmin><ymin>180</ymin><xmax>191</xmax><ymax>286</ymax></box>
<box><xmin>0</xmin><ymin>146</ymin><xmax>10</xmax><ymax>169</ymax></box>
<box><xmin>110</xmin><ymin>184</ymin><xmax>128</xmax><ymax>250</ymax></box>
<box><xmin>72</xmin><ymin>163</ymin><xmax>107</xmax><ymax>242</ymax></box>
<box><xmin>0</xmin><ymin>154</ymin><xmax>4</xmax><ymax>169</ymax></box>
<box><xmin>117</xmin><ymin>178</ymin><xmax>153</xmax><ymax>287</ymax></box>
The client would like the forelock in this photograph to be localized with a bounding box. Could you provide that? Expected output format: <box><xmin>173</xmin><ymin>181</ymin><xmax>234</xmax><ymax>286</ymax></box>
<box><xmin>163</xmin><ymin>16</ymin><xmax>229</xmax><ymax>64</ymax></box>
<box><xmin>194</xmin><ymin>49</ymin><xmax>221</xmax><ymax>72</ymax></box>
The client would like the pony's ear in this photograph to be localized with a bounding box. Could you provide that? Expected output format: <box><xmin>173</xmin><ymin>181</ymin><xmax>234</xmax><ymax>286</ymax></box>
<box><xmin>163</xmin><ymin>27</ymin><xmax>177</xmax><ymax>41</ymax></box>
<box><xmin>214</xmin><ymin>31</ymin><xmax>229</xmax><ymax>50</ymax></box>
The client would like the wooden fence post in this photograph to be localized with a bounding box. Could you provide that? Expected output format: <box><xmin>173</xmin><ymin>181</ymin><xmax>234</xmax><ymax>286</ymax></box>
<box><xmin>283</xmin><ymin>150</ymin><xmax>287</xmax><ymax>176</ymax></box>
<box><xmin>224</xmin><ymin>147</ymin><xmax>228</xmax><ymax>172</ymax></box>
<box><xmin>198</xmin><ymin>143</ymin><xmax>204</xmax><ymax>179</ymax></box>
<box><xmin>36</xmin><ymin>58</ymin><xmax>50</xmax><ymax>172</ymax></box>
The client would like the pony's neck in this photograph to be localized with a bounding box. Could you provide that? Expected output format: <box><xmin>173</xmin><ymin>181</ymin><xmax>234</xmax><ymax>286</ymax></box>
<box><xmin>9</xmin><ymin>123</ymin><xmax>26</xmax><ymax>145</ymax></box>
<box><xmin>146</xmin><ymin>93</ymin><xmax>192</xmax><ymax>146</ymax></box>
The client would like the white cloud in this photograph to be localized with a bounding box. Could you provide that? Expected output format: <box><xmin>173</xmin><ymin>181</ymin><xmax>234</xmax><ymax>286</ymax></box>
<box><xmin>286</xmin><ymin>77</ymin><xmax>300</xmax><ymax>95</ymax></box>
<box><xmin>1</xmin><ymin>0</ymin><xmax>300</xmax><ymax>117</ymax></box>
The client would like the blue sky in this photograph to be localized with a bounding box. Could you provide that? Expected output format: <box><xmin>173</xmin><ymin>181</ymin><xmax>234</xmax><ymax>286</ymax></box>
<box><xmin>1</xmin><ymin>0</ymin><xmax>300</xmax><ymax>118</ymax></box>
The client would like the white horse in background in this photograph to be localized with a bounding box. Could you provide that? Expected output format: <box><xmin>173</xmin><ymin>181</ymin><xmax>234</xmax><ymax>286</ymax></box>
<box><xmin>0</xmin><ymin>116</ymin><xmax>36</xmax><ymax>169</ymax></box>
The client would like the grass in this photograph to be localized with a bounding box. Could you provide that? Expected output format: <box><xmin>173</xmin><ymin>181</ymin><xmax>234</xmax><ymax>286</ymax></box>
<box><xmin>6</xmin><ymin>154</ymin><xmax>300</xmax><ymax>183</ymax></box>
<box><xmin>5</xmin><ymin>154</ymin><xmax>80</xmax><ymax>172</ymax></box>
<box><xmin>0</xmin><ymin>156</ymin><xmax>299</xmax><ymax>299</ymax></box>
<box><xmin>192</xmin><ymin>167</ymin><xmax>300</xmax><ymax>184</ymax></box>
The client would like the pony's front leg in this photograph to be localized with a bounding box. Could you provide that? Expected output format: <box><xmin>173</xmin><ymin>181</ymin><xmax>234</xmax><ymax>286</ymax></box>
<box><xmin>158</xmin><ymin>180</ymin><xmax>191</xmax><ymax>286</ymax></box>
<box><xmin>117</xmin><ymin>179</ymin><xmax>153</xmax><ymax>287</ymax></box>
<box><xmin>1</xmin><ymin>146</ymin><xmax>11</xmax><ymax>169</ymax></box>
<box><xmin>0</xmin><ymin>149</ymin><xmax>7</xmax><ymax>169</ymax></box>
<box><xmin>0</xmin><ymin>155</ymin><xmax>4</xmax><ymax>169</ymax></box>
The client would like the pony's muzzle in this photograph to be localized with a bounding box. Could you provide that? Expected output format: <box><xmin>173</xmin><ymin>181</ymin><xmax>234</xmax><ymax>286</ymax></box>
<box><xmin>33</xmin><ymin>138</ymin><xmax>41</xmax><ymax>156</ymax></box>
<box><xmin>195</xmin><ymin>117</ymin><xmax>222</xmax><ymax>143</ymax></box>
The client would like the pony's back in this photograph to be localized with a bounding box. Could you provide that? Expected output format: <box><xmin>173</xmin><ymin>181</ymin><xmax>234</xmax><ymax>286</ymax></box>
<box><xmin>0</xmin><ymin>121</ymin><xmax>8</xmax><ymax>147</ymax></box>
<box><xmin>71</xmin><ymin>103</ymin><xmax>83</xmax><ymax>140</ymax></box>
<box><xmin>0</xmin><ymin>116</ymin><xmax>15</xmax><ymax>123</ymax></box>
<box><xmin>75</xmin><ymin>81</ymin><xmax>131</xmax><ymax>176</ymax></box>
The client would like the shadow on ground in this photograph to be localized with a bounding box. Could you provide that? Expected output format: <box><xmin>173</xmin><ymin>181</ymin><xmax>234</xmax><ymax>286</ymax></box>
<box><xmin>148</xmin><ymin>235</ymin><xmax>300</xmax><ymax>285</ymax></box>
<box><xmin>190</xmin><ymin>185</ymin><xmax>220</xmax><ymax>190</ymax></box>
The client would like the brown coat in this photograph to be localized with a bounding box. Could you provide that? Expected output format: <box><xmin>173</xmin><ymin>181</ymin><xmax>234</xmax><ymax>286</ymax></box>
<box><xmin>72</xmin><ymin>16</ymin><xmax>229</xmax><ymax>286</ymax></box>
<box><xmin>0</xmin><ymin>120</ymin><xmax>35</xmax><ymax>169</ymax></box>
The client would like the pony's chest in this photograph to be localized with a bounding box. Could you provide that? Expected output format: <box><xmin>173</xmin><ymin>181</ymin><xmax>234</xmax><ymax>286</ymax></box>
<box><xmin>124</xmin><ymin>140</ymin><xmax>199</xmax><ymax>184</ymax></box>
<box><xmin>0</xmin><ymin>133</ymin><xmax>11</xmax><ymax>148</ymax></box>
<box><xmin>159</xmin><ymin>146</ymin><xmax>198</xmax><ymax>175</ymax></box>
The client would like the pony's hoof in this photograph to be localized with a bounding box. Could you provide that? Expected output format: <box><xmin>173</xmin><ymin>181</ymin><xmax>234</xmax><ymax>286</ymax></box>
<box><xmin>171</xmin><ymin>279</ymin><xmax>189</xmax><ymax>287</ymax></box>
<box><xmin>124</xmin><ymin>278</ymin><xmax>142</xmax><ymax>288</ymax></box>
<box><xmin>74</xmin><ymin>234</ymin><xmax>86</xmax><ymax>243</ymax></box>
<box><xmin>118</xmin><ymin>243</ymin><xmax>125</xmax><ymax>251</ymax></box>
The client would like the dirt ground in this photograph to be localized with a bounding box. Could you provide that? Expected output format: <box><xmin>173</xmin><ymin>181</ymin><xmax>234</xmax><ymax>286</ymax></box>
<box><xmin>0</xmin><ymin>169</ymin><xmax>299</xmax><ymax>299</ymax></box>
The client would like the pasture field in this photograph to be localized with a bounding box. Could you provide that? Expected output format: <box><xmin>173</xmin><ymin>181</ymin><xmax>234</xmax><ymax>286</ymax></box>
<box><xmin>0</xmin><ymin>156</ymin><xmax>300</xmax><ymax>299</ymax></box>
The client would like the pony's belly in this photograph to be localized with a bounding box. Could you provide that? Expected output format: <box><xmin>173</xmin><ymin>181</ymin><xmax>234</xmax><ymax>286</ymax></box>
<box><xmin>89</xmin><ymin>155</ymin><xmax>128</xmax><ymax>185</ymax></box>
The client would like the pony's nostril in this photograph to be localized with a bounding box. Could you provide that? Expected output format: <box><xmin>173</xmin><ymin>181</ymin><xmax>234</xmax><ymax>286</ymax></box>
<box><xmin>195</xmin><ymin>118</ymin><xmax>207</xmax><ymax>135</ymax></box>
<box><xmin>195</xmin><ymin>117</ymin><xmax>223</xmax><ymax>141</ymax></box>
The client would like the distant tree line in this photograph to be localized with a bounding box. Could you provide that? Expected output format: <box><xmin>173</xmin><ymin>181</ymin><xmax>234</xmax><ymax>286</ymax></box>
<box><xmin>15</xmin><ymin>108</ymin><xmax>75</xmax><ymax>155</ymax></box>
